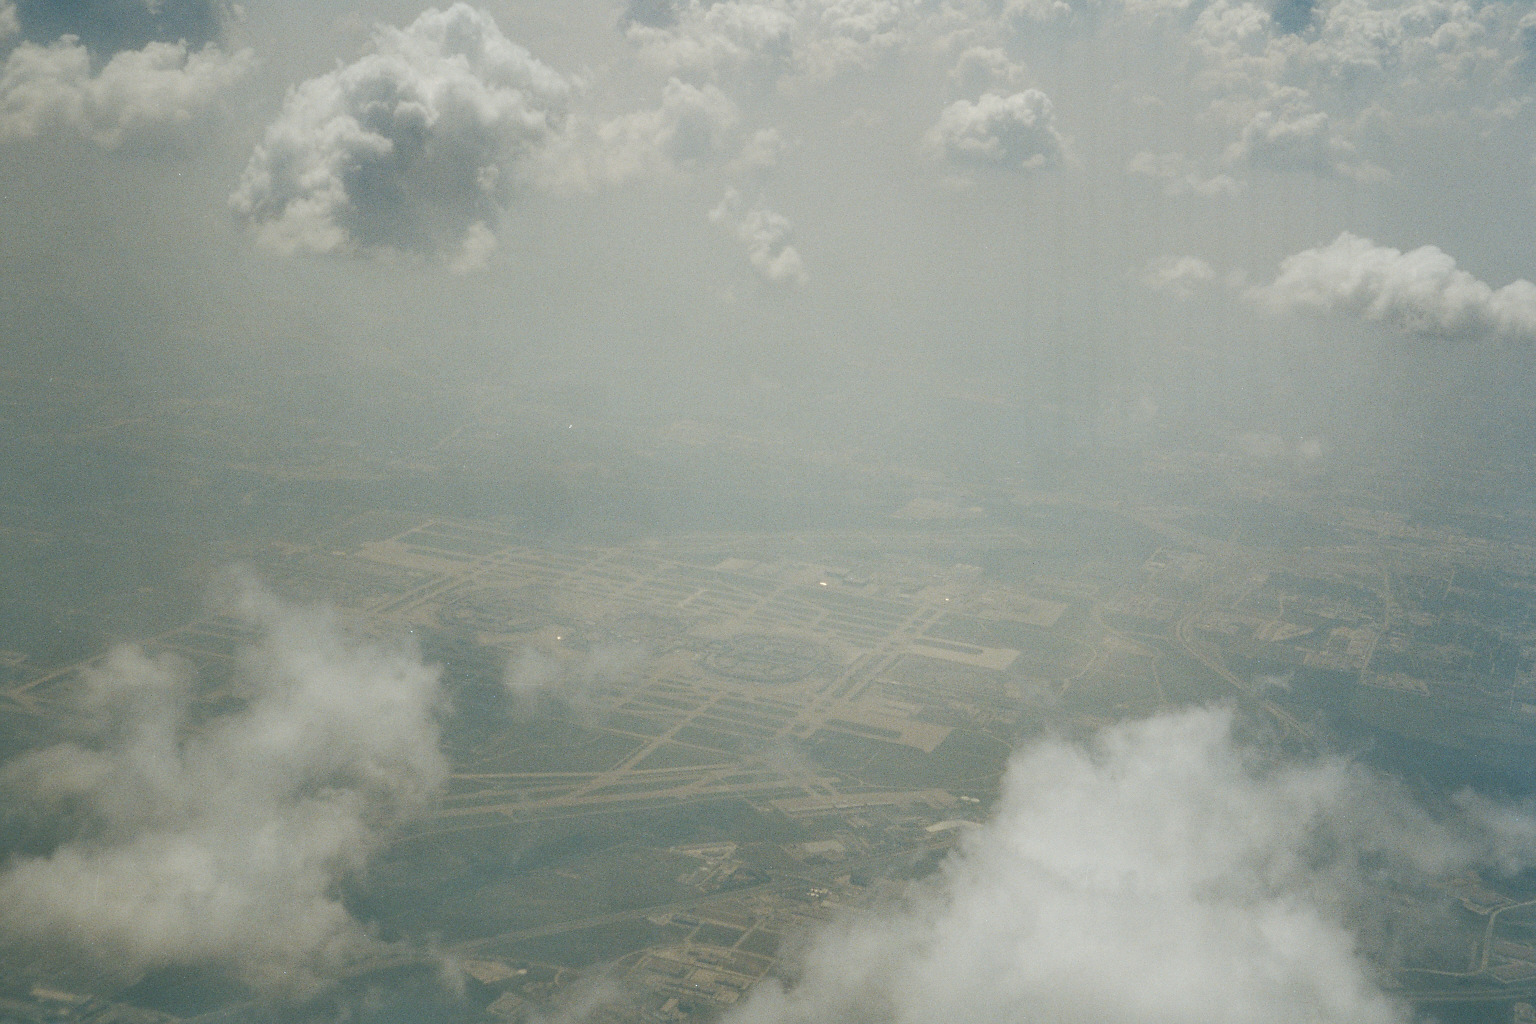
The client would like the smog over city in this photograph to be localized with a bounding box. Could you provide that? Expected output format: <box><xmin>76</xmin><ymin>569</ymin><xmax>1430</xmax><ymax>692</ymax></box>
<box><xmin>5</xmin><ymin>0</ymin><xmax>1536</xmax><ymax>1021</ymax></box>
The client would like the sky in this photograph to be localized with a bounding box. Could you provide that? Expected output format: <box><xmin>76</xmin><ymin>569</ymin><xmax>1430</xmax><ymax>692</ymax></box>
<box><xmin>4</xmin><ymin>0</ymin><xmax>1536</xmax><ymax>476</ymax></box>
<box><xmin>6</xmin><ymin>0</ymin><xmax>1536</xmax><ymax>1019</ymax></box>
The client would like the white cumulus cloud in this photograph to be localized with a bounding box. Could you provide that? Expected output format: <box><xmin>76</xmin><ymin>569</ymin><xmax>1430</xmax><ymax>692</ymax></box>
<box><xmin>1128</xmin><ymin>150</ymin><xmax>1243</xmax><ymax>195</ymax></box>
<box><xmin>949</xmin><ymin>46</ymin><xmax>1028</xmax><ymax>94</ymax></box>
<box><xmin>721</xmin><ymin>708</ymin><xmax>1536</xmax><ymax>1024</ymax></box>
<box><xmin>229</xmin><ymin>3</ymin><xmax>569</xmax><ymax>265</ymax></box>
<box><xmin>711</xmin><ymin>188</ymin><xmax>808</xmax><ymax>285</ymax></box>
<box><xmin>625</xmin><ymin>0</ymin><xmax>798</xmax><ymax>83</ymax></box>
<box><xmin>926</xmin><ymin>90</ymin><xmax>1065</xmax><ymax>171</ymax></box>
<box><xmin>538</xmin><ymin>78</ymin><xmax>765</xmax><ymax>190</ymax></box>
<box><xmin>0</xmin><ymin>582</ymin><xmax>447</xmax><ymax>993</ymax></box>
<box><xmin>1250</xmin><ymin>232</ymin><xmax>1536</xmax><ymax>342</ymax></box>
<box><xmin>1165</xmin><ymin>0</ymin><xmax>1533</xmax><ymax>182</ymax></box>
<box><xmin>623</xmin><ymin>0</ymin><xmax>926</xmax><ymax>87</ymax></box>
<box><xmin>0</xmin><ymin>36</ymin><xmax>251</xmax><ymax>147</ymax></box>
<box><xmin>801</xmin><ymin>0</ymin><xmax>915</xmax><ymax>75</ymax></box>
<box><xmin>1144</xmin><ymin>254</ymin><xmax>1221</xmax><ymax>297</ymax></box>
<box><xmin>1223</xmin><ymin>100</ymin><xmax>1385</xmax><ymax>181</ymax></box>
<box><xmin>1002</xmin><ymin>0</ymin><xmax>1102</xmax><ymax>25</ymax></box>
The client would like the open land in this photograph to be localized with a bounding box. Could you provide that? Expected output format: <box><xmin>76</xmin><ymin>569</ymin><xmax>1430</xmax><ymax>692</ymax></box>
<box><xmin>4</xmin><ymin>380</ymin><xmax>1536</xmax><ymax>1022</ymax></box>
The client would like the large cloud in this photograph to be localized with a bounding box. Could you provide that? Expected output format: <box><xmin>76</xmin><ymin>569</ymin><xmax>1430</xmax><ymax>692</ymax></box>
<box><xmin>1163</xmin><ymin>0</ymin><xmax>1527</xmax><ymax>184</ymax></box>
<box><xmin>229</xmin><ymin>3</ymin><xmax>570</xmax><ymax>267</ymax></box>
<box><xmin>0</xmin><ymin>582</ymin><xmax>447</xmax><ymax>993</ymax></box>
<box><xmin>721</xmin><ymin>708</ymin><xmax>1536</xmax><ymax>1024</ymax></box>
<box><xmin>1250</xmin><ymin>232</ymin><xmax>1536</xmax><ymax>342</ymax></box>
<box><xmin>0</xmin><ymin>35</ymin><xmax>251</xmax><ymax>147</ymax></box>
<box><xmin>0</xmin><ymin>0</ymin><xmax>249</xmax><ymax>148</ymax></box>
<box><xmin>926</xmin><ymin>90</ymin><xmax>1065</xmax><ymax>171</ymax></box>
